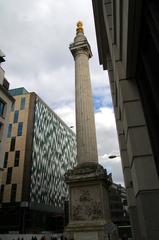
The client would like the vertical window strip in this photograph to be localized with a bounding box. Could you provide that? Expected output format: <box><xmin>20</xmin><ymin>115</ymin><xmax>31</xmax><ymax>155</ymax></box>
<box><xmin>10</xmin><ymin>184</ymin><xmax>17</xmax><ymax>202</ymax></box>
<box><xmin>11</xmin><ymin>103</ymin><xmax>14</xmax><ymax>112</ymax></box>
<box><xmin>7</xmin><ymin>124</ymin><xmax>12</xmax><ymax>138</ymax></box>
<box><xmin>13</xmin><ymin>110</ymin><xmax>19</xmax><ymax>123</ymax></box>
<box><xmin>3</xmin><ymin>152</ymin><xmax>8</xmax><ymax>168</ymax></box>
<box><xmin>0</xmin><ymin>99</ymin><xmax>5</xmax><ymax>117</ymax></box>
<box><xmin>0</xmin><ymin>185</ymin><xmax>4</xmax><ymax>203</ymax></box>
<box><xmin>14</xmin><ymin>151</ymin><xmax>20</xmax><ymax>167</ymax></box>
<box><xmin>10</xmin><ymin>137</ymin><xmax>16</xmax><ymax>151</ymax></box>
<box><xmin>6</xmin><ymin>167</ymin><xmax>12</xmax><ymax>184</ymax></box>
<box><xmin>20</xmin><ymin>97</ymin><xmax>26</xmax><ymax>110</ymax></box>
<box><xmin>17</xmin><ymin>122</ymin><xmax>23</xmax><ymax>136</ymax></box>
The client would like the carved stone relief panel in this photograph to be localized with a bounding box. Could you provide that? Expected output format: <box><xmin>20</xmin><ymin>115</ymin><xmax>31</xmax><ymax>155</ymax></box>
<box><xmin>71</xmin><ymin>185</ymin><xmax>103</xmax><ymax>221</ymax></box>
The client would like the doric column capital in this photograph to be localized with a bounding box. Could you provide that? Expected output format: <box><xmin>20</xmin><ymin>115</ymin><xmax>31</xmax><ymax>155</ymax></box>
<box><xmin>69</xmin><ymin>42</ymin><xmax>92</xmax><ymax>59</ymax></box>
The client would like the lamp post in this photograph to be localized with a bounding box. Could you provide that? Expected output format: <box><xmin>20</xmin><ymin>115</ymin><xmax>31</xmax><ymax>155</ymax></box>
<box><xmin>108</xmin><ymin>155</ymin><xmax>120</xmax><ymax>159</ymax></box>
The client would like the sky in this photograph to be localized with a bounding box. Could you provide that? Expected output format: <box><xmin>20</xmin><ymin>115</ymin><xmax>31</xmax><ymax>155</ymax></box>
<box><xmin>0</xmin><ymin>0</ymin><xmax>124</xmax><ymax>185</ymax></box>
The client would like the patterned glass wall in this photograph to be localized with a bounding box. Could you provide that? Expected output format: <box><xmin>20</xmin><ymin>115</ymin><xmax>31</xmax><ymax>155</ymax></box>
<box><xmin>30</xmin><ymin>97</ymin><xmax>77</xmax><ymax>209</ymax></box>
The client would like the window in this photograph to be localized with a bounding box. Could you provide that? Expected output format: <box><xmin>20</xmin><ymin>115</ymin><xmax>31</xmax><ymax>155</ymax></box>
<box><xmin>0</xmin><ymin>99</ymin><xmax>5</xmax><ymax>117</ymax></box>
<box><xmin>20</xmin><ymin>97</ymin><xmax>26</xmax><ymax>110</ymax></box>
<box><xmin>7</xmin><ymin>124</ymin><xmax>12</xmax><ymax>138</ymax></box>
<box><xmin>11</xmin><ymin>103</ymin><xmax>14</xmax><ymax>112</ymax></box>
<box><xmin>0</xmin><ymin>185</ymin><xmax>4</xmax><ymax>203</ymax></box>
<box><xmin>0</xmin><ymin>122</ymin><xmax>3</xmax><ymax>140</ymax></box>
<box><xmin>6</xmin><ymin>167</ymin><xmax>12</xmax><ymax>184</ymax></box>
<box><xmin>10</xmin><ymin>184</ymin><xmax>17</xmax><ymax>202</ymax></box>
<box><xmin>13</xmin><ymin>110</ymin><xmax>19</xmax><ymax>123</ymax></box>
<box><xmin>3</xmin><ymin>152</ymin><xmax>8</xmax><ymax>168</ymax></box>
<box><xmin>10</xmin><ymin>137</ymin><xmax>16</xmax><ymax>151</ymax></box>
<box><xmin>123</xmin><ymin>199</ymin><xmax>128</xmax><ymax>206</ymax></box>
<box><xmin>17</xmin><ymin>122</ymin><xmax>23</xmax><ymax>136</ymax></box>
<box><xmin>14</xmin><ymin>151</ymin><xmax>20</xmax><ymax>167</ymax></box>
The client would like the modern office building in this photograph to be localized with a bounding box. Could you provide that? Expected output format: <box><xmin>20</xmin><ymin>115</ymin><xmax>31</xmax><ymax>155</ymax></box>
<box><xmin>0</xmin><ymin>50</ymin><xmax>14</xmax><ymax>186</ymax></box>
<box><xmin>92</xmin><ymin>1</ymin><xmax>159</xmax><ymax>239</ymax></box>
<box><xmin>0</xmin><ymin>87</ymin><xmax>77</xmax><ymax>233</ymax></box>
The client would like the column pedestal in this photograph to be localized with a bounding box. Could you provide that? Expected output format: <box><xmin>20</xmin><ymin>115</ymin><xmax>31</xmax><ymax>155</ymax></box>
<box><xmin>64</xmin><ymin>163</ymin><xmax>118</xmax><ymax>240</ymax></box>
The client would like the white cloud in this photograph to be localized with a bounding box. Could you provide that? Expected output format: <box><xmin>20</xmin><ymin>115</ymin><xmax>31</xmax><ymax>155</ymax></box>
<box><xmin>0</xmin><ymin>0</ymin><xmax>124</xmax><ymax>185</ymax></box>
<box><xmin>55</xmin><ymin>104</ymin><xmax>124</xmax><ymax>185</ymax></box>
<box><xmin>95</xmin><ymin>107</ymin><xmax>124</xmax><ymax>185</ymax></box>
<box><xmin>54</xmin><ymin>103</ymin><xmax>75</xmax><ymax>131</ymax></box>
<box><xmin>99</xmin><ymin>155</ymin><xmax>124</xmax><ymax>185</ymax></box>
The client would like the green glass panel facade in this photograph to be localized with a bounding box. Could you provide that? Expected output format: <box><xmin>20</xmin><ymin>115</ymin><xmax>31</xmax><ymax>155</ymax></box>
<box><xmin>30</xmin><ymin>98</ymin><xmax>77</xmax><ymax>209</ymax></box>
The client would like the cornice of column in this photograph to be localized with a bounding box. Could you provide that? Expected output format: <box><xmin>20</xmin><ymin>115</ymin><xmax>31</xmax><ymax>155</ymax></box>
<box><xmin>69</xmin><ymin>42</ymin><xmax>92</xmax><ymax>59</ymax></box>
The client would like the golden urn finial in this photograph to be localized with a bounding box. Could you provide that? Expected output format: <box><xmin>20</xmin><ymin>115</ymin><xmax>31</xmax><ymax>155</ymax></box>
<box><xmin>76</xmin><ymin>21</ymin><xmax>84</xmax><ymax>34</ymax></box>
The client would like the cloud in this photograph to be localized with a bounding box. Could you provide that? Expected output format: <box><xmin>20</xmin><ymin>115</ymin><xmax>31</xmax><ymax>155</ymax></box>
<box><xmin>0</xmin><ymin>0</ymin><xmax>95</xmax><ymax>74</ymax></box>
<box><xmin>55</xmin><ymin>104</ymin><xmax>124</xmax><ymax>185</ymax></box>
<box><xmin>0</xmin><ymin>0</ymin><xmax>124</xmax><ymax>185</ymax></box>
<box><xmin>99</xmin><ymin>154</ymin><xmax>124</xmax><ymax>185</ymax></box>
<box><xmin>95</xmin><ymin>107</ymin><xmax>124</xmax><ymax>184</ymax></box>
<box><xmin>0</xmin><ymin>0</ymin><xmax>109</xmax><ymax>96</ymax></box>
<box><xmin>95</xmin><ymin>107</ymin><xmax>119</xmax><ymax>155</ymax></box>
<box><xmin>54</xmin><ymin>102</ymin><xmax>75</xmax><ymax>131</ymax></box>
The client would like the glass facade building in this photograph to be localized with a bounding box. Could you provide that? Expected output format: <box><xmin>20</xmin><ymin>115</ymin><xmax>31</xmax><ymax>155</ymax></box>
<box><xmin>30</xmin><ymin>97</ymin><xmax>77</xmax><ymax>210</ymax></box>
<box><xmin>0</xmin><ymin>88</ymin><xmax>77</xmax><ymax>233</ymax></box>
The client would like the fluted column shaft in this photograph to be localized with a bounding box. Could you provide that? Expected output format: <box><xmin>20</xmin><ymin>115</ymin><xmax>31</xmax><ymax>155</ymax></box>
<box><xmin>75</xmin><ymin>51</ymin><xmax>98</xmax><ymax>164</ymax></box>
<box><xmin>70</xmin><ymin>32</ymin><xmax>98</xmax><ymax>165</ymax></box>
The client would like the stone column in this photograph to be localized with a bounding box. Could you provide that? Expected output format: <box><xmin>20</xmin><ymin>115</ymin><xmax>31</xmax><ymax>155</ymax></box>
<box><xmin>70</xmin><ymin>22</ymin><xmax>98</xmax><ymax>165</ymax></box>
<box><xmin>64</xmin><ymin>22</ymin><xmax>118</xmax><ymax>240</ymax></box>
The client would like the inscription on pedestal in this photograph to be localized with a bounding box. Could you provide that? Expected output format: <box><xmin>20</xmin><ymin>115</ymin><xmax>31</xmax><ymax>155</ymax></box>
<box><xmin>71</xmin><ymin>186</ymin><xmax>103</xmax><ymax>221</ymax></box>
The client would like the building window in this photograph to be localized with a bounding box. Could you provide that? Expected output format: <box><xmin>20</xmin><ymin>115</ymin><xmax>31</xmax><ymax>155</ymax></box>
<box><xmin>10</xmin><ymin>184</ymin><xmax>17</xmax><ymax>202</ymax></box>
<box><xmin>0</xmin><ymin>185</ymin><xmax>4</xmax><ymax>203</ymax></box>
<box><xmin>7</xmin><ymin>124</ymin><xmax>12</xmax><ymax>138</ymax></box>
<box><xmin>20</xmin><ymin>97</ymin><xmax>26</xmax><ymax>110</ymax></box>
<box><xmin>0</xmin><ymin>99</ymin><xmax>5</xmax><ymax>117</ymax></box>
<box><xmin>3</xmin><ymin>152</ymin><xmax>8</xmax><ymax>168</ymax></box>
<box><xmin>123</xmin><ymin>199</ymin><xmax>128</xmax><ymax>206</ymax></box>
<box><xmin>13</xmin><ymin>110</ymin><xmax>19</xmax><ymax>123</ymax></box>
<box><xmin>11</xmin><ymin>103</ymin><xmax>14</xmax><ymax>112</ymax></box>
<box><xmin>10</xmin><ymin>137</ymin><xmax>16</xmax><ymax>151</ymax></box>
<box><xmin>0</xmin><ymin>122</ymin><xmax>3</xmax><ymax>141</ymax></box>
<box><xmin>14</xmin><ymin>151</ymin><xmax>20</xmax><ymax>167</ymax></box>
<box><xmin>17</xmin><ymin>122</ymin><xmax>23</xmax><ymax>136</ymax></box>
<box><xmin>6</xmin><ymin>167</ymin><xmax>12</xmax><ymax>184</ymax></box>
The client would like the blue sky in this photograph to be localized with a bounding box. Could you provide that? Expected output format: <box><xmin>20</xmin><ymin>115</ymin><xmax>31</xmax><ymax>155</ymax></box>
<box><xmin>94</xmin><ymin>95</ymin><xmax>113</xmax><ymax>112</ymax></box>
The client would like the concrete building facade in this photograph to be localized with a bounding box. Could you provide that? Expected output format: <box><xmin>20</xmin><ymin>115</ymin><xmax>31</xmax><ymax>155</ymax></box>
<box><xmin>92</xmin><ymin>1</ymin><xmax>159</xmax><ymax>239</ymax></box>
<box><xmin>0</xmin><ymin>88</ymin><xmax>77</xmax><ymax>233</ymax></box>
<box><xmin>0</xmin><ymin>51</ymin><xmax>14</xmax><ymax>186</ymax></box>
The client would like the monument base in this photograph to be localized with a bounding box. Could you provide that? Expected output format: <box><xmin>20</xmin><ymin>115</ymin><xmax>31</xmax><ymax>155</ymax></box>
<box><xmin>64</xmin><ymin>163</ymin><xmax>118</xmax><ymax>240</ymax></box>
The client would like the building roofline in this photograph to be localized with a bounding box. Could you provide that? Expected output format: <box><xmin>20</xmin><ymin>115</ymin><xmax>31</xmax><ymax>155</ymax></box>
<box><xmin>92</xmin><ymin>0</ymin><xmax>143</xmax><ymax>76</ymax></box>
<box><xmin>10</xmin><ymin>87</ymin><xmax>75</xmax><ymax>136</ymax></box>
<box><xmin>92</xmin><ymin>0</ymin><xmax>109</xmax><ymax>70</ymax></box>
<box><xmin>9</xmin><ymin>87</ymin><xmax>28</xmax><ymax>96</ymax></box>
